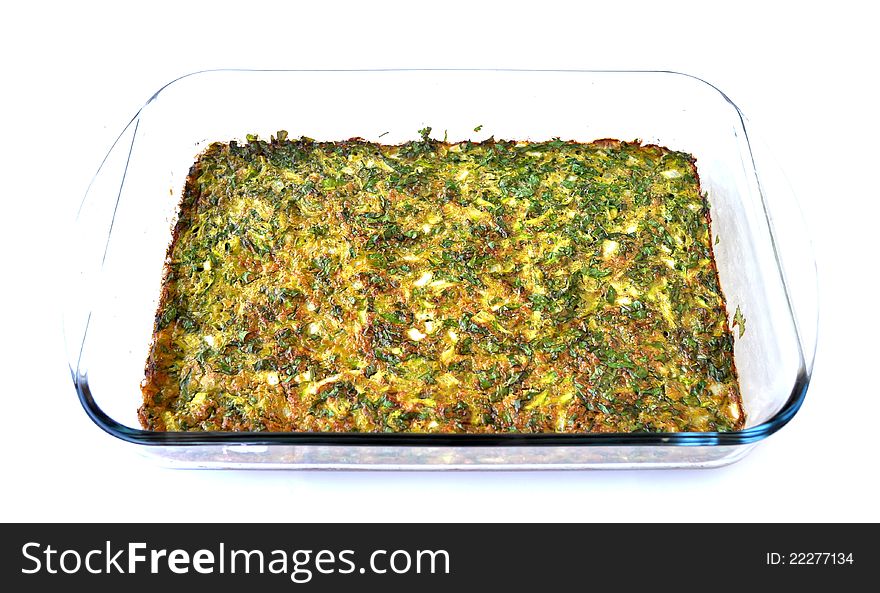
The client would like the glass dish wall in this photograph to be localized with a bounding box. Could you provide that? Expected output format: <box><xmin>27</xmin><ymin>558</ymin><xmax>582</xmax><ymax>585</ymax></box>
<box><xmin>65</xmin><ymin>70</ymin><xmax>816</xmax><ymax>469</ymax></box>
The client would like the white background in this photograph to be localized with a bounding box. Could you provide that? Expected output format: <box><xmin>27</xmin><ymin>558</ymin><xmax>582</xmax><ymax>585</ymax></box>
<box><xmin>2</xmin><ymin>0</ymin><xmax>878</xmax><ymax>522</ymax></box>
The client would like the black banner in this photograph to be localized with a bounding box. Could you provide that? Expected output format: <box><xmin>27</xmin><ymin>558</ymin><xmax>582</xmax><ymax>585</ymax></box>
<box><xmin>1</xmin><ymin>523</ymin><xmax>875</xmax><ymax>590</ymax></box>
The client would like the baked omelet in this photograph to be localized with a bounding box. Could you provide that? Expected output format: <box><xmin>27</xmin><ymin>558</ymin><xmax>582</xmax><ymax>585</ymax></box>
<box><xmin>139</xmin><ymin>130</ymin><xmax>744</xmax><ymax>433</ymax></box>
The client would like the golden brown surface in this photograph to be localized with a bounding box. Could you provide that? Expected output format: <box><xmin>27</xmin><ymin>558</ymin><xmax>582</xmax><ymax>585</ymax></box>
<box><xmin>140</xmin><ymin>132</ymin><xmax>743</xmax><ymax>433</ymax></box>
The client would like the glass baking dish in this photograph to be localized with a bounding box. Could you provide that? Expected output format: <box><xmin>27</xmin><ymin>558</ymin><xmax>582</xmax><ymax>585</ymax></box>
<box><xmin>64</xmin><ymin>70</ymin><xmax>817</xmax><ymax>469</ymax></box>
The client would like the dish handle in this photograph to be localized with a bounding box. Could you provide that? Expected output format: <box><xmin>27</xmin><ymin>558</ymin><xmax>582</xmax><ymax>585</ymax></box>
<box><xmin>63</xmin><ymin>114</ymin><xmax>141</xmax><ymax>381</ymax></box>
<box><xmin>747</xmin><ymin>126</ymin><xmax>819</xmax><ymax>375</ymax></box>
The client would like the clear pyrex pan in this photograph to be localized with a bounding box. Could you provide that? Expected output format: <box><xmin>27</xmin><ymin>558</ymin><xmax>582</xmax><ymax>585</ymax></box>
<box><xmin>64</xmin><ymin>70</ymin><xmax>817</xmax><ymax>469</ymax></box>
